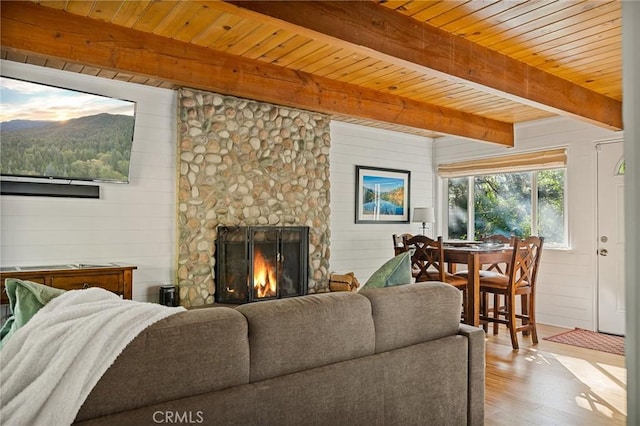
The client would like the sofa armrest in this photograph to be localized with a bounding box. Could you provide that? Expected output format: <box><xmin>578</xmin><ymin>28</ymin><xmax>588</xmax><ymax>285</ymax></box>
<box><xmin>458</xmin><ymin>324</ymin><xmax>485</xmax><ymax>426</ymax></box>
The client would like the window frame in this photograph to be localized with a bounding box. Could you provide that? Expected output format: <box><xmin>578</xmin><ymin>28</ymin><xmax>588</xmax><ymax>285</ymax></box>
<box><xmin>443</xmin><ymin>168</ymin><xmax>569</xmax><ymax>248</ymax></box>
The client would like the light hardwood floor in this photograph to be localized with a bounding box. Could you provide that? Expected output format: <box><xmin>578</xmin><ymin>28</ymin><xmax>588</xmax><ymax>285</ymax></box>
<box><xmin>485</xmin><ymin>324</ymin><xmax>626</xmax><ymax>426</ymax></box>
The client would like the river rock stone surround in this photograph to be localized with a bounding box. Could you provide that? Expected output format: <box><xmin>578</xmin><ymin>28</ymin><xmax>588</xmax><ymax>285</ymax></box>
<box><xmin>177</xmin><ymin>88</ymin><xmax>331</xmax><ymax>307</ymax></box>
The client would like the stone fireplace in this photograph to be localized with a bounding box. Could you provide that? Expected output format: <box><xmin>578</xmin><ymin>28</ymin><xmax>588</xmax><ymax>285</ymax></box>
<box><xmin>215</xmin><ymin>226</ymin><xmax>308</xmax><ymax>304</ymax></box>
<box><xmin>177</xmin><ymin>89</ymin><xmax>331</xmax><ymax>307</ymax></box>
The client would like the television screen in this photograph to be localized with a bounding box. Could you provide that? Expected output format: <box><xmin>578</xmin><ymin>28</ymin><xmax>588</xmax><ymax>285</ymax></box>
<box><xmin>0</xmin><ymin>76</ymin><xmax>136</xmax><ymax>183</ymax></box>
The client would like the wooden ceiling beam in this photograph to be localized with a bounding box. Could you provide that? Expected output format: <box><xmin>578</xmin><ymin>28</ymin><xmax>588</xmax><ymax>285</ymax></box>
<box><xmin>0</xmin><ymin>1</ymin><xmax>513</xmax><ymax>146</ymax></box>
<box><xmin>227</xmin><ymin>0</ymin><xmax>622</xmax><ymax>131</ymax></box>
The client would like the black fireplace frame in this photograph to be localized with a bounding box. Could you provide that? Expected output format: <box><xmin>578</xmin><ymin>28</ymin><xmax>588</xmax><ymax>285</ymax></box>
<box><xmin>215</xmin><ymin>226</ymin><xmax>309</xmax><ymax>304</ymax></box>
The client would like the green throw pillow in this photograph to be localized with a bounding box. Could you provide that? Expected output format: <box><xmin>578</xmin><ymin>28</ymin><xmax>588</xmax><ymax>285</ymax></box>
<box><xmin>362</xmin><ymin>250</ymin><xmax>413</xmax><ymax>289</ymax></box>
<box><xmin>0</xmin><ymin>278</ymin><xmax>66</xmax><ymax>350</ymax></box>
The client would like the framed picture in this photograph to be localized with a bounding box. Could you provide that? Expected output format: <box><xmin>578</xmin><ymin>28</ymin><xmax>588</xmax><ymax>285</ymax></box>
<box><xmin>355</xmin><ymin>166</ymin><xmax>410</xmax><ymax>223</ymax></box>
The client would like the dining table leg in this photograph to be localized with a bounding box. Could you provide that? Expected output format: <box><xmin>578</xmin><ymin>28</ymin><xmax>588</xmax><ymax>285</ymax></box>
<box><xmin>466</xmin><ymin>253</ymin><xmax>481</xmax><ymax>327</ymax></box>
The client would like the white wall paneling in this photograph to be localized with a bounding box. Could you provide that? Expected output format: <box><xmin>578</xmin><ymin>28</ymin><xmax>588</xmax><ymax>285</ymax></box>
<box><xmin>0</xmin><ymin>60</ymin><xmax>177</xmax><ymax>302</ymax></box>
<box><xmin>330</xmin><ymin>121</ymin><xmax>435</xmax><ymax>284</ymax></box>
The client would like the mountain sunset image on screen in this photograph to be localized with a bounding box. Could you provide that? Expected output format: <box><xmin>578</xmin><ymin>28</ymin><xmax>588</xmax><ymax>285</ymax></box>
<box><xmin>0</xmin><ymin>76</ymin><xmax>136</xmax><ymax>183</ymax></box>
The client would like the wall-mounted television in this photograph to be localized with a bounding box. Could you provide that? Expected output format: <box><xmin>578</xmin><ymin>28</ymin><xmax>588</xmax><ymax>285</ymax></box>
<box><xmin>0</xmin><ymin>76</ymin><xmax>136</xmax><ymax>183</ymax></box>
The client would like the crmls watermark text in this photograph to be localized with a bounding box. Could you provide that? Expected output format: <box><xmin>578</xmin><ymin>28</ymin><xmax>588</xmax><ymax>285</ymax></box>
<box><xmin>153</xmin><ymin>411</ymin><xmax>204</xmax><ymax>424</ymax></box>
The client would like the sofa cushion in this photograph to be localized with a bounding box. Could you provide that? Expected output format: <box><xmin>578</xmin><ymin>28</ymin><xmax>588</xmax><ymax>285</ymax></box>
<box><xmin>359</xmin><ymin>281</ymin><xmax>462</xmax><ymax>353</ymax></box>
<box><xmin>362</xmin><ymin>250</ymin><xmax>412</xmax><ymax>289</ymax></box>
<box><xmin>76</xmin><ymin>307</ymin><xmax>250</xmax><ymax>422</ymax></box>
<box><xmin>236</xmin><ymin>292</ymin><xmax>375</xmax><ymax>382</ymax></box>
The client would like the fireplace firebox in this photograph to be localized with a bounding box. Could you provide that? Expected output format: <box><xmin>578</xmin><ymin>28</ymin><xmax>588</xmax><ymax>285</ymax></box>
<box><xmin>215</xmin><ymin>226</ymin><xmax>309</xmax><ymax>304</ymax></box>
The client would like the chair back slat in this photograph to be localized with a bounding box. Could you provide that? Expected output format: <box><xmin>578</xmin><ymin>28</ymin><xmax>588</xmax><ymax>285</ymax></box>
<box><xmin>403</xmin><ymin>235</ymin><xmax>445</xmax><ymax>282</ymax></box>
<box><xmin>508</xmin><ymin>236</ymin><xmax>544</xmax><ymax>291</ymax></box>
<box><xmin>392</xmin><ymin>233</ymin><xmax>414</xmax><ymax>256</ymax></box>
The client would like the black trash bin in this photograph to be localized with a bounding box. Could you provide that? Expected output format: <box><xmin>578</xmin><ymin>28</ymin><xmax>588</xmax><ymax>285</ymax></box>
<box><xmin>159</xmin><ymin>284</ymin><xmax>178</xmax><ymax>307</ymax></box>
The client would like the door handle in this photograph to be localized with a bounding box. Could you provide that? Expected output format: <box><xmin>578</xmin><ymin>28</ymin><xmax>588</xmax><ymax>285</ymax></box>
<box><xmin>599</xmin><ymin>248</ymin><xmax>608</xmax><ymax>256</ymax></box>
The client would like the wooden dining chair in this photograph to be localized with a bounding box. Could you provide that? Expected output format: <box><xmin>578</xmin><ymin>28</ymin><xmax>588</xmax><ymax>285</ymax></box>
<box><xmin>479</xmin><ymin>236</ymin><xmax>544</xmax><ymax>350</ymax></box>
<box><xmin>403</xmin><ymin>235</ymin><xmax>468</xmax><ymax>317</ymax></box>
<box><xmin>478</xmin><ymin>234</ymin><xmax>516</xmax><ymax>333</ymax></box>
<box><xmin>392</xmin><ymin>233</ymin><xmax>413</xmax><ymax>256</ymax></box>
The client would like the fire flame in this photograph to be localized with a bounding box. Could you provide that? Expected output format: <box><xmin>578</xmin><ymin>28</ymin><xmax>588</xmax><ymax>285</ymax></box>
<box><xmin>254</xmin><ymin>249</ymin><xmax>276</xmax><ymax>298</ymax></box>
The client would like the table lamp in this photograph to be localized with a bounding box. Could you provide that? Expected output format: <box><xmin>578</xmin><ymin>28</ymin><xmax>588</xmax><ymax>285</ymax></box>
<box><xmin>412</xmin><ymin>207</ymin><xmax>435</xmax><ymax>235</ymax></box>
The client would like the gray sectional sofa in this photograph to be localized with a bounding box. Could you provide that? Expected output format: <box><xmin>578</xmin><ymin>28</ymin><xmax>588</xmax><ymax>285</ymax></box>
<box><xmin>74</xmin><ymin>281</ymin><xmax>485</xmax><ymax>425</ymax></box>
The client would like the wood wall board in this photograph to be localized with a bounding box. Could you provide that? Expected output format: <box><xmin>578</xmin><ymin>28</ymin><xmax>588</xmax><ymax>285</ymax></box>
<box><xmin>131</xmin><ymin>1</ymin><xmax>178</xmax><ymax>33</ymax></box>
<box><xmin>271</xmin><ymin>39</ymin><xmax>328</xmax><ymax>67</ymax></box>
<box><xmin>435</xmin><ymin>1</ymin><xmax>530</xmax><ymax>34</ymax></box>
<box><xmin>410</xmin><ymin>1</ymin><xmax>471</xmax><ymax>23</ymax></box>
<box><xmin>390</xmin><ymin>1</ymin><xmax>442</xmax><ymax>18</ymax></box>
<box><xmin>332</xmin><ymin>114</ymin><xmax>440</xmax><ymax>139</ymax></box>
<box><xmin>26</xmin><ymin>55</ymin><xmax>48</xmax><ymax>67</ymax></box>
<box><xmin>493</xmin><ymin>11</ymin><xmax>621</xmax><ymax>68</ymax></box>
<box><xmin>79</xmin><ymin>66</ymin><xmax>102</xmax><ymax>77</ymax></box>
<box><xmin>515</xmin><ymin>29</ymin><xmax>621</xmax><ymax>65</ymax></box>
<box><xmin>4</xmin><ymin>50</ymin><xmax>27</xmax><ymax>63</ymax></box>
<box><xmin>322</xmin><ymin>57</ymin><xmax>382</xmax><ymax>81</ymax></box>
<box><xmin>416</xmin><ymin>1</ymin><xmax>503</xmax><ymax>28</ymax></box>
<box><xmin>468</xmin><ymin>2</ymin><xmax>584</xmax><ymax>45</ymax></box>
<box><xmin>353</xmin><ymin>66</ymin><xmax>416</xmax><ymax>89</ymax></box>
<box><xmin>161</xmin><ymin>2</ymin><xmax>226</xmax><ymax>42</ymax></box>
<box><xmin>0</xmin><ymin>1</ymin><xmax>513</xmax><ymax>145</ymax></box>
<box><xmin>357</xmin><ymin>73</ymin><xmax>423</xmax><ymax>97</ymax></box>
<box><xmin>444</xmin><ymin>1</ymin><xmax>553</xmax><ymax>40</ymax></box>
<box><xmin>129</xmin><ymin>75</ymin><xmax>152</xmax><ymax>85</ymax></box>
<box><xmin>378</xmin><ymin>73</ymin><xmax>435</xmax><ymax>96</ymax></box>
<box><xmin>64</xmin><ymin>0</ymin><xmax>94</xmax><ymax>16</ymax></box>
<box><xmin>88</xmin><ymin>0</ymin><xmax>123</xmax><ymax>22</ymax></box>
<box><xmin>542</xmin><ymin>47</ymin><xmax>620</xmax><ymax>75</ymax></box>
<box><xmin>241</xmin><ymin>29</ymin><xmax>297</xmax><ymax>61</ymax></box>
<box><xmin>480</xmin><ymin>2</ymin><xmax>612</xmax><ymax>50</ymax></box>
<box><xmin>503</xmin><ymin>9</ymin><xmax>621</xmax><ymax>59</ymax></box>
<box><xmin>258</xmin><ymin>35</ymin><xmax>315</xmax><ymax>65</ymax></box>
<box><xmin>339</xmin><ymin>62</ymin><xmax>402</xmax><ymax>85</ymax></box>
<box><xmin>151</xmin><ymin>1</ymin><xmax>202</xmax><ymax>37</ymax></box>
<box><xmin>14</xmin><ymin>0</ymin><xmax>623</xmax><ymax>143</ymax></box>
<box><xmin>113</xmin><ymin>73</ymin><xmax>135</xmax><ymax>83</ymax></box>
<box><xmin>62</xmin><ymin>63</ymin><xmax>84</xmax><ymax>73</ymax></box>
<box><xmin>223</xmin><ymin>23</ymin><xmax>281</xmax><ymax>57</ymax></box>
<box><xmin>189</xmin><ymin>12</ymin><xmax>243</xmax><ymax>47</ymax></box>
<box><xmin>311</xmin><ymin>52</ymin><xmax>372</xmax><ymax>78</ymax></box>
<box><xmin>210</xmin><ymin>19</ymin><xmax>270</xmax><ymax>52</ymax></box>
<box><xmin>229</xmin><ymin>1</ymin><xmax>621</xmax><ymax>130</ymax></box>
<box><xmin>44</xmin><ymin>57</ymin><xmax>66</xmax><ymax>70</ymax></box>
<box><xmin>111</xmin><ymin>1</ymin><xmax>153</xmax><ymax>28</ymax></box>
<box><xmin>97</xmin><ymin>69</ymin><xmax>118</xmax><ymax>79</ymax></box>
<box><xmin>299</xmin><ymin>48</ymin><xmax>357</xmax><ymax>75</ymax></box>
<box><xmin>35</xmin><ymin>1</ymin><xmax>66</xmax><ymax>10</ymax></box>
<box><xmin>284</xmin><ymin>44</ymin><xmax>343</xmax><ymax>71</ymax></box>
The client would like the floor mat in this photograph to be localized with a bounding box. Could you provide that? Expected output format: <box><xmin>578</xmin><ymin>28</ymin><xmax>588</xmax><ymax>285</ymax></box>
<box><xmin>543</xmin><ymin>327</ymin><xmax>625</xmax><ymax>356</ymax></box>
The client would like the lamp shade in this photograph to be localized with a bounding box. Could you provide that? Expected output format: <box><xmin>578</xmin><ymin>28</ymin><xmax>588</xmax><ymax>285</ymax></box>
<box><xmin>412</xmin><ymin>207</ymin><xmax>435</xmax><ymax>223</ymax></box>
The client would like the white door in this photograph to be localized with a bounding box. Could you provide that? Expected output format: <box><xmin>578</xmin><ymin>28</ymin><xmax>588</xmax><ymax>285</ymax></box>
<box><xmin>597</xmin><ymin>141</ymin><xmax>625</xmax><ymax>336</ymax></box>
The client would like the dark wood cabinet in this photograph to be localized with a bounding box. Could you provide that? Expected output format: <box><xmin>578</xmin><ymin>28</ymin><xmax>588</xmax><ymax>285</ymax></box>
<box><xmin>0</xmin><ymin>264</ymin><xmax>136</xmax><ymax>304</ymax></box>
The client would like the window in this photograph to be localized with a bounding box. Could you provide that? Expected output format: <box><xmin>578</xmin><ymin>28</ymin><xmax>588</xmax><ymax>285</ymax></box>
<box><xmin>446</xmin><ymin>169</ymin><xmax>567</xmax><ymax>247</ymax></box>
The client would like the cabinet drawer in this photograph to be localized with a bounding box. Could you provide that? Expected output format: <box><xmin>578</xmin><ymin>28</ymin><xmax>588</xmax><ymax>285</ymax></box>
<box><xmin>51</xmin><ymin>274</ymin><xmax>122</xmax><ymax>293</ymax></box>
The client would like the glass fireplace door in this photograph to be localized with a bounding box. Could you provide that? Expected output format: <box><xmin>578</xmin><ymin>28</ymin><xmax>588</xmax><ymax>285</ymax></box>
<box><xmin>215</xmin><ymin>226</ymin><xmax>308</xmax><ymax>304</ymax></box>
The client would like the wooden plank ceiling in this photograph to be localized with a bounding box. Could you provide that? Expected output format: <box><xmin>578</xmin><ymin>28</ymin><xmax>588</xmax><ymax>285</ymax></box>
<box><xmin>0</xmin><ymin>0</ymin><xmax>622</xmax><ymax>146</ymax></box>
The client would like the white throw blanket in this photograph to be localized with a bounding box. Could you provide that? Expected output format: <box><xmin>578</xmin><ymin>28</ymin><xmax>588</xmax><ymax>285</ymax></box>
<box><xmin>0</xmin><ymin>287</ymin><xmax>185</xmax><ymax>426</ymax></box>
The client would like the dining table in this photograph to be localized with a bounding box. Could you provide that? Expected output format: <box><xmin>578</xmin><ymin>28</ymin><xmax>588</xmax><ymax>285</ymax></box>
<box><xmin>442</xmin><ymin>242</ymin><xmax>513</xmax><ymax>327</ymax></box>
